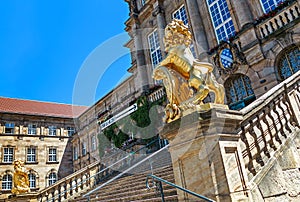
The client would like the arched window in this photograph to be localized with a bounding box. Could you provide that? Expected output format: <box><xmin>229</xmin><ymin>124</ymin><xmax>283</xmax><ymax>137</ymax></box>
<box><xmin>206</xmin><ymin>0</ymin><xmax>236</xmax><ymax>43</ymax></box>
<box><xmin>2</xmin><ymin>174</ymin><xmax>12</xmax><ymax>190</ymax></box>
<box><xmin>277</xmin><ymin>46</ymin><xmax>300</xmax><ymax>80</ymax></box>
<box><xmin>48</xmin><ymin>172</ymin><xmax>57</xmax><ymax>186</ymax></box>
<box><xmin>225</xmin><ymin>74</ymin><xmax>256</xmax><ymax>110</ymax></box>
<box><xmin>260</xmin><ymin>0</ymin><xmax>285</xmax><ymax>13</ymax></box>
<box><xmin>28</xmin><ymin>173</ymin><xmax>36</xmax><ymax>189</ymax></box>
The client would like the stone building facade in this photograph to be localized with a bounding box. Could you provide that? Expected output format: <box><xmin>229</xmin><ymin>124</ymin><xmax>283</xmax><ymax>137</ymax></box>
<box><xmin>0</xmin><ymin>97</ymin><xmax>87</xmax><ymax>198</ymax></box>
<box><xmin>124</xmin><ymin>0</ymin><xmax>300</xmax><ymax>110</ymax></box>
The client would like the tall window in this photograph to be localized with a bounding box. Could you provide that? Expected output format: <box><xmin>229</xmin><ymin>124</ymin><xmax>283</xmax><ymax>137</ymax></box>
<box><xmin>48</xmin><ymin>172</ymin><xmax>57</xmax><ymax>186</ymax></box>
<box><xmin>2</xmin><ymin>174</ymin><xmax>12</xmax><ymax>190</ymax></box>
<box><xmin>148</xmin><ymin>30</ymin><xmax>163</xmax><ymax>68</ymax></box>
<box><xmin>207</xmin><ymin>0</ymin><xmax>235</xmax><ymax>42</ymax></box>
<box><xmin>73</xmin><ymin>146</ymin><xmax>78</xmax><ymax>160</ymax></box>
<box><xmin>48</xmin><ymin>126</ymin><xmax>56</xmax><ymax>136</ymax></box>
<box><xmin>82</xmin><ymin>142</ymin><xmax>87</xmax><ymax>156</ymax></box>
<box><xmin>172</xmin><ymin>5</ymin><xmax>196</xmax><ymax>56</ymax></box>
<box><xmin>67</xmin><ymin>127</ymin><xmax>75</xmax><ymax>136</ymax></box>
<box><xmin>225</xmin><ymin>74</ymin><xmax>256</xmax><ymax>110</ymax></box>
<box><xmin>277</xmin><ymin>46</ymin><xmax>300</xmax><ymax>80</ymax></box>
<box><xmin>27</xmin><ymin>147</ymin><xmax>36</xmax><ymax>163</ymax></box>
<box><xmin>48</xmin><ymin>148</ymin><xmax>57</xmax><ymax>162</ymax></box>
<box><xmin>173</xmin><ymin>5</ymin><xmax>188</xmax><ymax>25</ymax></box>
<box><xmin>260</xmin><ymin>0</ymin><xmax>285</xmax><ymax>13</ymax></box>
<box><xmin>91</xmin><ymin>135</ymin><xmax>97</xmax><ymax>151</ymax></box>
<box><xmin>3</xmin><ymin>147</ymin><xmax>14</xmax><ymax>163</ymax></box>
<box><xmin>28</xmin><ymin>124</ymin><xmax>37</xmax><ymax>135</ymax></box>
<box><xmin>5</xmin><ymin>123</ymin><xmax>14</xmax><ymax>134</ymax></box>
<box><xmin>28</xmin><ymin>173</ymin><xmax>36</xmax><ymax>188</ymax></box>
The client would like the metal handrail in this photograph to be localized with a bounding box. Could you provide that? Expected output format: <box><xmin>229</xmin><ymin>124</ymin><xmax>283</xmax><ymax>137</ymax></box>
<box><xmin>83</xmin><ymin>144</ymin><xmax>169</xmax><ymax>199</ymax></box>
<box><xmin>45</xmin><ymin>138</ymin><xmax>160</xmax><ymax>202</ymax></box>
<box><xmin>146</xmin><ymin>174</ymin><xmax>215</xmax><ymax>202</ymax></box>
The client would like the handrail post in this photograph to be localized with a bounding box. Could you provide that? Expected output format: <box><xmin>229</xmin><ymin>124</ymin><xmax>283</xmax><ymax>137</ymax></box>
<box><xmin>157</xmin><ymin>181</ymin><xmax>165</xmax><ymax>202</ymax></box>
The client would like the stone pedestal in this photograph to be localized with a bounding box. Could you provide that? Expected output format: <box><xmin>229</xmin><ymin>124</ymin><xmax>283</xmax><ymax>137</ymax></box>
<box><xmin>7</xmin><ymin>193</ymin><xmax>38</xmax><ymax>202</ymax></box>
<box><xmin>160</xmin><ymin>106</ymin><xmax>251</xmax><ymax>201</ymax></box>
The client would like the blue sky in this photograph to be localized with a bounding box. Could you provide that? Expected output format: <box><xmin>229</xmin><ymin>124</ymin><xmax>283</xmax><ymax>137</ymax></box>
<box><xmin>0</xmin><ymin>1</ymin><xmax>131</xmax><ymax>106</ymax></box>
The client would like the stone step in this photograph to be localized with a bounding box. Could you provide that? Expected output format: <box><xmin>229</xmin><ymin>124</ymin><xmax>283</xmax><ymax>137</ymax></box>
<box><xmin>90</xmin><ymin>181</ymin><xmax>175</xmax><ymax>200</ymax></box>
<box><xmin>89</xmin><ymin>188</ymin><xmax>177</xmax><ymax>201</ymax></box>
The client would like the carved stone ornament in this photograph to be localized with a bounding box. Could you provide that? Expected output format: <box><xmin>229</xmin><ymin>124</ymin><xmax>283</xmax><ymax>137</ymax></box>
<box><xmin>153</xmin><ymin>19</ymin><xmax>227</xmax><ymax>123</ymax></box>
<box><xmin>11</xmin><ymin>160</ymin><xmax>30</xmax><ymax>194</ymax></box>
<box><xmin>214</xmin><ymin>41</ymin><xmax>247</xmax><ymax>75</ymax></box>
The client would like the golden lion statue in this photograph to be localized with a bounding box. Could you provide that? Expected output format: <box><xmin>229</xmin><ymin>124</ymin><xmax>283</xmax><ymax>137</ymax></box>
<box><xmin>12</xmin><ymin>160</ymin><xmax>30</xmax><ymax>194</ymax></box>
<box><xmin>153</xmin><ymin>19</ymin><xmax>225</xmax><ymax>123</ymax></box>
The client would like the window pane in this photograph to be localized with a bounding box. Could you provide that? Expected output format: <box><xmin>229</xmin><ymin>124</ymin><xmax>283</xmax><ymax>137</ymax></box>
<box><xmin>207</xmin><ymin>0</ymin><xmax>236</xmax><ymax>42</ymax></box>
<box><xmin>2</xmin><ymin>174</ymin><xmax>12</xmax><ymax>190</ymax></box>
<box><xmin>148</xmin><ymin>30</ymin><xmax>163</xmax><ymax>68</ymax></box>
<box><xmin>28</xmin><ymin>173</ymin><xmax>36</xmax><ymax>188</ymax></box>
<box><xmin>278</xmin><ymin>46</ymin><xmax>300</xmax><ymax>80</ymax></box>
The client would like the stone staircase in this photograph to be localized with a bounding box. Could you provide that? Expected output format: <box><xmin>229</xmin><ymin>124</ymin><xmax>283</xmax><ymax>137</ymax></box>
<box><xmin>73</xmin><ymin>165</ymin><xmax>178</xmax><ymax>202</ymax></box>
<box><xmin>70</xmin><ymin>147</ymin><xmax>178</xmax><ymax>202</ymax></box>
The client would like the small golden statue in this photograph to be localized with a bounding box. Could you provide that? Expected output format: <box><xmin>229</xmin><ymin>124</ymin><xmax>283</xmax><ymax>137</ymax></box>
<box><xmin>11</xmin><ymin>160</ymin><xmax>30</xmax><ymax>194</ymax></box>
<box><xmin>153</xmin><ymin>19</ymin><xmax>225</xmax><ymax>123</ymax></box>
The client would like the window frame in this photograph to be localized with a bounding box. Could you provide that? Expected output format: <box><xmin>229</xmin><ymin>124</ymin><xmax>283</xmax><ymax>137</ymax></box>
<box><xmin>48</xmin><ymin>172</ymin><xmax>57</xmax><ymax>186</ymax></box>
<box><xmin>67</xmin><ymin>127</ymin><xmax>75</xmax><ymax>137</ymax></box>
<box><xmin>3</xmin><ymin>147</ymin><xmax>14</xmax><ymax>163</ymax></box>
<box><xmin>26</xmin><ymin>147</ymin><xmax>37</xmax><ymax>163</ymax></box>
<box><xmin>28</xmin><ymin>173</ymin><xmax>36</xmax><ymax>189</ymax></box>
<box><xmin>91</xmin><ymin>135</ymin><xmax>97</xmax><ymax>151</ymax></box>
<box><xmin>48</xmin><ymin>148</ymin><xmax>57</xmax><ymax>163</ymax></box>
<box><xmin>28</xmin><ymin>124</ymin><xmax>37</xmax><ymax>135</ymax></box>
<box><xmin>48</xmin><ymin>126</ymin><xmax>56</xmax><ymax>136</ymax></box>
<box><xmin>206</xmin><ymin>0</ymin><xmax>236</xmax><ymax>43</ymax></box>
<box><xmin>260</xmin><ymin>0</ymin><xmax>285</xmax><ymax>13</ymax></box>
<box><xmin>5</xmin><ymin>122</ymin><xmax>15</xmax><ymax>134</ymax></box>
<box><xmin>148</xmin><ymin>29</ymin><xmax>163</xmax><ymax>68</ymax></box>
<box><xmin>2</xmin><ymin>174</ymin><xmax>12</xmax><ymax>190</ymax></box>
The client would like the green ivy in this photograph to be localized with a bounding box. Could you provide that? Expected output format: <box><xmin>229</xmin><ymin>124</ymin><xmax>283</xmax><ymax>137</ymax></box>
<box><xmin>102</xmin><ymin>94</ymin><xmax>166</xmax><ymax>148</ymax></box>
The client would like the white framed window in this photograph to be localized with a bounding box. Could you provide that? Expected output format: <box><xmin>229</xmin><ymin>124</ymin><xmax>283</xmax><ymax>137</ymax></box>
<box><xmin>28</xmin><ymin>124</ymin><xmax>37</xmax><ymax>135</ymax></box>
<box><xmin>2</xmin><ymin>174</ymin><xmax>12</xmax><ymax>190</ymax></box>
<box><xmin>91</xmin><ymin>135</ymin><xmax>97</xmax><ymax>151</ymax></box>
<box><xmin>82</xmin><ymin>142</ymin><xmax>87</xmax><ymax>156</ymax></box>
<box><xmin>3</xmin><ymin>147</ymin><xmax>14</xmax><ymax>163</ymax></box>
<box><xmin>48</xmin><ymin>126</ymin><xmax>56</xmax><ymax>136</ymax></box>
<box><xmin>260</xmin><ymin>0</ymin><xmax>285</xmax><ymax>13</ymax></box>
<box><xmin>173</xmin><ymin>5</ymin><xmax>188</xmax><ymax>25</ymax></box>
<box><xmin>48</xmin><ymin>172</ymin><xmax>57</xmax><ymax>186</ymax></box>
<box><xmin>28</xmin><ymin>173</ymin><xmax>36</xmax><ymax>188</ymax></box>
<box><xmin>27</xmin><ymin>147</ymin><xmax>36</xmax><ymax>163</ymax></box>
<box><xmin>67</xmin><ymin>127</ymin><xmax>75</xmax><ymax>136</ymax></box>
<box><xmin>5</xmin><ymin>122</ymin><xmax>14</xmax><ymax>134</ymax></box>
<box><xmin>207</xmin><ymin>0</ymin><xmax>236</xmax><ymax>43</ymax></box>
<box><xmin>73</xmin><ymin>146</ymin><xmax>78</xmax><ymax>160</ymax></box>
<box><xmin>48</xmin><ymin>148</ymin><xmax>57</xmax><ymax>162</ymax></box>
<box><xmin>148</xmin><ymin>29</ymin><xmax>163</xmax><ymax>68</ymax></box>
<box><xmin>172</xmin><ymin>5</ymin><xmax>196</xmax><ymax>56</ymax></box>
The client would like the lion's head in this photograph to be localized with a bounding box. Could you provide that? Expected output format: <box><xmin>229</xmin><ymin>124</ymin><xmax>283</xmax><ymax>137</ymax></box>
<box><xmin>163</xmin><ymin>19</ymin><xmax>192</xmax><ymax>52</ymax></box>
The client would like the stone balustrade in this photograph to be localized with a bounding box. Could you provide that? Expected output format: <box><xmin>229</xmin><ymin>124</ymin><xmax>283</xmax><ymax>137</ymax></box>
<box><xmin>257</xmin><ymin>1</ymin><xmax>300</xmax><ymax>39</ymax></box>
<box><xmin>239</xmin><ymin>70</ymin><xmax>300</xmax><ymax>178</ymax></box>
<box><xmin>148</xmin><ymin>87</ymin><xmax>165</xmax><ymax>103</ymax></box>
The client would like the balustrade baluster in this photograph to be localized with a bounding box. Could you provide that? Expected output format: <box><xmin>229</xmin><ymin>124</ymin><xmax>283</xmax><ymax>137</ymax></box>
<box><xmin>262</xmin><ymin>108</ymin><xmax>277</xmax><ymax>150</ymax></box>
<box><xmin>240</xmin><ymin>126</ymin><xmax>256</xmax><ymax>175</ymax></box>
<box><xmin>272</xmin><ymin>100</ymin><xmax>285</xmax><ymax>138</ymax></box>
<box><xmin>284</xmin><ymin>84</ymin><xmax>299</xmax><ymax>127</ymax></box>
<box><xmin>290</xmin><ymin>8</ymin><xmax>296</xmax><ymax>20</ymax></box>
<box><xmin>249</xmin><ymin>120</ymin><xmax>264</xmax><ymax>166</ymax></box>
<box><xmin>277</xmin><ymin>97</ymin><xmax>291</xmax><ymax>135</ymax></box>
<box><xmin>256</xmin><ymin>114</ymin><xmax>270</xmax><ymax>158</ymax></box>
<box><xmin>284</xmin><ymin>12</ymin><xmax>291</xmax><ymax>23</ymax></box>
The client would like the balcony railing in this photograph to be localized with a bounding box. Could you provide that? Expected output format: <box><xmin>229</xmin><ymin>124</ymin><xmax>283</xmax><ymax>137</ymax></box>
<box><xmin>256</xmin><ymin>1</ymin><xmax>300</xmax><ymax>39</ymax></box>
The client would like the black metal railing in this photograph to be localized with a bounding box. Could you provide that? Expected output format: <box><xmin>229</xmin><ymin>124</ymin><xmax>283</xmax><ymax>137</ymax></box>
<box><xmin>146</xmin><ymin>174</ymin><xmax>215</xmax><ymax>202</ymax></box>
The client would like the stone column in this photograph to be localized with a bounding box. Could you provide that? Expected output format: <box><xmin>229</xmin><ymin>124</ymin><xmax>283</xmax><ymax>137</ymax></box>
<box><xmin>153</xmin><ymin>1</ymin><xmax>166</xmax><ymax>57</ymax></box>
<box><xmin>229</xmin><ymin>0</ymin><xmax>253</xmax><ymax>29</ymax></box>
<box><xmin>133</xmin><ymin>25</ymin><xmax>149</xmax><ymax>92</ymax></box>
<box><xmin>160</xmin><ymin>105</ymin><xmax>251</xmax><ymax>201</ymax></box>
<box><xmin>185</xmin><ymin>0</ymin><xmax>209</xmax><ymax>61</ymax></box>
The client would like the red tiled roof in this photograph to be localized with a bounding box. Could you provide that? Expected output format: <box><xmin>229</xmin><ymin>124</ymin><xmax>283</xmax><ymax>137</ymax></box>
<box><xmin>0</xmin><ymin>97</ymin><xmax>88</xmax><ymax>118</ymax></box>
